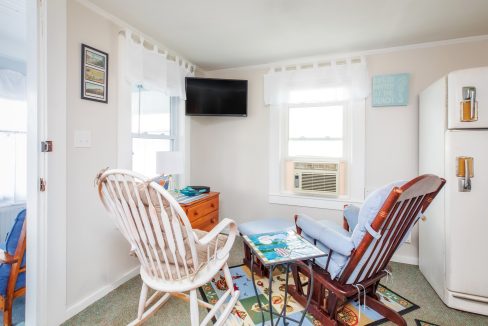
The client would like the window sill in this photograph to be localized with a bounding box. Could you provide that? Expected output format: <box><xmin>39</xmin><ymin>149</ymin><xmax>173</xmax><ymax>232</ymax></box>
<box><xmin>0</xmin><ymin>202</ymin><xmax>26</xmax><ymax>209</ymax></box>
<box><xmin>268</xmin><ymin>193</ymin><xmax>363</xmax><ymax>210</ymax></box>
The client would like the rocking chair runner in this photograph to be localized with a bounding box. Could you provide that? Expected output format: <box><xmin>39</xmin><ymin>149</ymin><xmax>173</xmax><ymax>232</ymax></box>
<box><xmin>289</xmin><ymin>174</ymin><xmax>445</xmax><ymax>326</ymax></box>
<box><xmin>96</xmin><ymin>169</ymin><xmax>240</xmax><ymax>326</ymax></box>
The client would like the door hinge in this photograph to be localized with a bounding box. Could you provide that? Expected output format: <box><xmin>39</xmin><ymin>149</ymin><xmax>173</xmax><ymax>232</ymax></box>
<box><xmin>40</xmin><ymin>178</ymin><xmax>46</xmax><ymax>192</ymax></box>
<box><xmin>41</xmin><ymin>140</ymin><xmax>53</xmax><ymax>152</ymax></box>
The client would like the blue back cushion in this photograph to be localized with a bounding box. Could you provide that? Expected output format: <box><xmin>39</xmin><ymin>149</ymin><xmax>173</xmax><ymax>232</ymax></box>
<box><xmin>6</xmin><ymin>209</ymin><xmax>26</xmax><ymax>257</ymax></box>
<box><xmin>0</xmin><ymin>209</ymin><xmax>26</xmax><ymax>296</ymax></box>
<box><xmin>351</xmin><ymin>181</ymin><xmax>405</xmax><ymax>247</ymax></box>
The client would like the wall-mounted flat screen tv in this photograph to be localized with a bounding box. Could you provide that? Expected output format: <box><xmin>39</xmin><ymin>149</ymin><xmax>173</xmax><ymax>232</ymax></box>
<box><xmin>185</xmin><ymin>77</ymin><xmax>248</xmax><ymax>116</ymax></box>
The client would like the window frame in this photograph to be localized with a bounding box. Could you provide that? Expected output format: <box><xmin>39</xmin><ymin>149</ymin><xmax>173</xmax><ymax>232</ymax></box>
<box><xmin>268</xmin><ymin>99</ymin><xmax>365</xmax><ymax>210</ymax></box>
<box><xmin>0</xmin><ymin>96</ymin><xmax>27</xmax><ymax>206</ymax></box>
<box><xmin>0</xmin><ymin>129</ymin><xmax>27</xmax><ymax>206</ymax></box>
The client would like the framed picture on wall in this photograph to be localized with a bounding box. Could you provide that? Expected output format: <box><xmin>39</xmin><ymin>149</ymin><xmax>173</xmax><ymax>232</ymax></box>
<box><xmin>81</xmin><ymin>44</ymin><xmax>108</xmax><ymax>103</ymax></box>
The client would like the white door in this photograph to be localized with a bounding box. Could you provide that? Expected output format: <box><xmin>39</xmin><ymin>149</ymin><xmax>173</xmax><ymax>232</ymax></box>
<box><xmin>445</xmin><ymin>130</ymin><xmax>488</xmax><ymax>298</ymax></box>
<box><xmin>448</xmin><ymin>67</ymin><xmax>488</xmax><ymax>129</ymax></box>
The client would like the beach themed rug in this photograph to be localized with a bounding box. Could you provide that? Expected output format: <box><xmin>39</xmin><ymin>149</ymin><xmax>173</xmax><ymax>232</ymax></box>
<box><xmin>199</xmin><ymin>264</ymin><xmax>419</xmax><ymax>326</ymax></box>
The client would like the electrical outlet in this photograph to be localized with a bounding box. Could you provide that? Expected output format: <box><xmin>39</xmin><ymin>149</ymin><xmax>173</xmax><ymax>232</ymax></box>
<box><xmin>74</xmin><ymin>130</ymin><xmax>91</xmax><ymax>148</ymax></box>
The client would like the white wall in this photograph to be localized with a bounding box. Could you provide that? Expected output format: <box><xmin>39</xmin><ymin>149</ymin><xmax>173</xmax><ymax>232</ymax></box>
<box><xmin>190</xmin><ymin>39</ymin><xmax>488</xmax><ymax>264</ymax></box>
<box><xmin>66</xmin><ymin>0</ymin><xmax>138</xmax><ymax>315</ymax></box>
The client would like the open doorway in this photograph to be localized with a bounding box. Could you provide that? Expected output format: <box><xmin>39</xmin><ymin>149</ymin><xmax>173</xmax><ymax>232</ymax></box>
<box><xmin>0</xmin><ymin>0</ymin><xmax>27</xmax><ymax>325</ymax></box>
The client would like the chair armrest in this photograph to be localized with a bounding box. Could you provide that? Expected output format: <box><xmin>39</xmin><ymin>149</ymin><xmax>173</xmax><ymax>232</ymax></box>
<box><xmin>0</xmin><ymin>249</ymin><xmax>17</xmax><ymax>265</ymax></box>
<box><xmin>296</xmin><ymin>214</ymin><xmax>354</xmax><ymax>256</ymax></box>
<box><xmin>193</xmin><ymin>218</ymin><xmax>238</xmax><ymax>260</ymax></box>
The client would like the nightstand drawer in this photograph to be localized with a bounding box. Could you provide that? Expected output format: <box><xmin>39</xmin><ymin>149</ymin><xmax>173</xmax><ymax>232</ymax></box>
<box><xmin>187</xmin><ymin>197</ymin><xmax>219</xmax><ymax>221</ymax></box>
<box><xmin>192</xmin><ymin>210</ymin><xmax>218</xmax><ymax>232</ymax></box>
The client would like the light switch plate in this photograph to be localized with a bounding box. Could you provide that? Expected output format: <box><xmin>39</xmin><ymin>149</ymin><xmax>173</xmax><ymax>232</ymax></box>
<box><xmin>74</xmin><ymin>130</ymin><xmax>91</xmax><ymax>148</ymax></box>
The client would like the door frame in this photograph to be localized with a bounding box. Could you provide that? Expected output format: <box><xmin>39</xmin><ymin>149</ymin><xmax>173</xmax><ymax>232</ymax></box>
<box><xmin>26</xmin><ymin>0</ymin><xmax>68</xmax><ymax>324</ymax></box>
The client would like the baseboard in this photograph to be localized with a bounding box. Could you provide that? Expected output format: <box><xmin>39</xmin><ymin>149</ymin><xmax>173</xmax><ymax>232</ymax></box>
<box><xmin>391</xmin><ymin>254</ymin><xmax>419</xmax><ymax>265</ymax></box>
<box><xmin>64</xmin><ymin>265</ymin><xmax>140</xmax><ymax>321</ymax></box>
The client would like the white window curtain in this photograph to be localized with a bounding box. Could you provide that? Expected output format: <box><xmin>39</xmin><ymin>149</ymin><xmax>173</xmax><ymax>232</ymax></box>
<box><xmin>117</xmin><ymin>30</ymin><xmax>195</xmax><ymax>175</ymax></box>
<box><xmin>0</xmin><ymin>69</ymin><xmax>26</xmax><ymax>204</ymax></box>
<box><xmin>264</xmin><ymin>57</ymin><xmax>369</xmax><ymax>106</ymax></box>
<box><xmin>120</xmin><ymin>30</ymin><xmax>194</xmax><ymax>99</ymax></box>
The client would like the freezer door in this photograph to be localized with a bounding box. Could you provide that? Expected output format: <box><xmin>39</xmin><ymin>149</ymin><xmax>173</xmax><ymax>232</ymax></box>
<box><xmin>448</xmin><ymin>67</ymin><xmax>488</xmax><ymax>129</ymax></box>
<box><xmin>445</xmin><ymin>130</ymin><xmax>488</xmax><ymax>298</ymax></box>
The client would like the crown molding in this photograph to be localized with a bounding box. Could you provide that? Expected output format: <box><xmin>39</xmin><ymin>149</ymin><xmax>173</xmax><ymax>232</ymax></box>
<box><xmin>206</xmin><ymin>34</ymin><xmax>488</xmax><ymax>73</ymax></box>
<box><xmin>75</xmin><ymin>0</ymin><xmax>196</xmax><ymax>70</ymax></box>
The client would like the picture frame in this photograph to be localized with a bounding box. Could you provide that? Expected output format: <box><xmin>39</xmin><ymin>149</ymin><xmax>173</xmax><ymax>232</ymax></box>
<box><xmin>81</xmin><ymin>44</ymin><xmax>108</xmax><ymax>103</ymax></box>
<box><xmin>372</xmin><ymin>73</ymin><xmax>410</xmax><ymax>107</ymax></box>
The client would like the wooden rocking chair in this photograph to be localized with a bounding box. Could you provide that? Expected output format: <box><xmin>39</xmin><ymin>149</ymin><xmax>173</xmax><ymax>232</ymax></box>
<box><xmin>289</xmin><ymin>174</ymin><xmax>445</xmax><ymax>325</ymax></box>
<box><xmin>0</xmin><ymin>209</ymin><xmax>26</xmax><ymax>326</ymax></box>
<box><xmin>96</xmin><ymin>169</ymin><xmax>240</xmax><ymax>326</ymax></box>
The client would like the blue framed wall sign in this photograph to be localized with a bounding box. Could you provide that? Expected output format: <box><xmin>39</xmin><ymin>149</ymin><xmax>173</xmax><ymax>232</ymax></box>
<box><xmin>372</xmin><ymin>73</ymin><xmax>410</xmax><ymax>107</ymax></box>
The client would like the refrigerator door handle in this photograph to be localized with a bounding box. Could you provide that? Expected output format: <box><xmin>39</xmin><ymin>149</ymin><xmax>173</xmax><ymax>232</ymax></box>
<box><xmin>462</xmin><ymin>86</ymin><xmax>477</xmax><ymax>122</ymax></box>
<box><xmin>457</xmin><ymin>156</ymin><xmax>474</xmax><ymax>192</ymax></box>
<box><xmin>463</xmin><ymin>160</ymin><xmax>471</xmax><ymax>191</ymax></box>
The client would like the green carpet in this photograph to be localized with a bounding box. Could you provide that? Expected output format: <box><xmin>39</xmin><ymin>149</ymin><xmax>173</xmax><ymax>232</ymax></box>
<box><xmin>63</xmin><ymin>238</ymin><xmax>488</xmax><ymax>326</ymax></box>
<box><xmin>415</xmin><ymin>319</ymin><xmax>440</xmax><ymax>326</ymax></box>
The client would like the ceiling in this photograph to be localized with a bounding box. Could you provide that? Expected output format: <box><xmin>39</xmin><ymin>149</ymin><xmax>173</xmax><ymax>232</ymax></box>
<box><xmin>0</xmin><ymin>0</ymin><xmax>26</xmax><ymax>61</ymax></box>
<box><xmin>91</xmin><ymin>0</ymin><xmax>488</xmax><ymax>70</ymax></box>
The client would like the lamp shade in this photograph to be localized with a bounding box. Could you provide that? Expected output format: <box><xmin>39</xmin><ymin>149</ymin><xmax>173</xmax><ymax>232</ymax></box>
<box><xmin>156</xmin><ymin>151</ymin><xmax>184</xmax><ymax>175</ymax></box>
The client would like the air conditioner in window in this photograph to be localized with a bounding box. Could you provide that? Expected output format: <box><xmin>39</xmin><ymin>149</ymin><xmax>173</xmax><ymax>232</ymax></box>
<box><xmin>293</xmin><ymin>161</ymin><xmax>344</xmax><ymax>196</ymax></box>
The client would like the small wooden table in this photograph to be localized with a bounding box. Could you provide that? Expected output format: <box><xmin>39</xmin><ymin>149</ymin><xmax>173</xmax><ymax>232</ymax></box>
<box><xmin>179</xmin><ymin>192</ymin><xmax>219</xmax><ymax>231</ymax></box>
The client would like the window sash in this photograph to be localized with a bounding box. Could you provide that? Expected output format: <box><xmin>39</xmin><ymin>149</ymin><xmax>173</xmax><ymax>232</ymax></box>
<box><xmin>131</xmin><ymin>133</ymin><xmax>176</xmax><ymax>140</ymax></box>
<box><xmin>285</xmin><ymin>103</ymin><xmax>347</xmax><ymax>159</ymax></box>
<box><xmin>0</xmin><ymin>130</ymin><xmax>27</xmax><ymax>204</ymax></box>
<box><xmin>131</xmin><ymin>89</ymin><xmax>179</xmax><ymax>176</ymax></box>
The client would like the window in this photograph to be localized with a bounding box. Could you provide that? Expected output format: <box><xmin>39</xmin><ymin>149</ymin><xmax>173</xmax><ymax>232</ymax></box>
<box><xmin>287</xmin><ymin>105</ymin><xmax>344</xmax><ymax>158</ymax></box>
<box><xmin>265</xmin><ymin>58</ymin><xmax>367</xmax><ymax>208</ymax></box>
<box><xmin>268</xmin><ymin>99</ymin><xmax>364</xmax><ymax>210</ymax></box>
<box><xmin>0</xmin><ymin>98</ymin><xmax>27</xmax><ymax>205</ymax></box>
<box><xmin>131</xmin><ymin>86</ymin><xmax>177</xmax><ymax>177</ymax></box>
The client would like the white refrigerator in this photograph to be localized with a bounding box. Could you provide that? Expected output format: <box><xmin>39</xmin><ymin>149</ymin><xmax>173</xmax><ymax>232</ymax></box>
<box><xmin>419</xmin><ymin>66</ymin><xmax>488</xmax><ymax>315</ymax></box>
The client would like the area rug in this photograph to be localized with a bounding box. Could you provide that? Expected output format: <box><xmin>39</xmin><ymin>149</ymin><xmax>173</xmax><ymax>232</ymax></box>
<box><xmin>415</xmin><ymin>320</ymin><xmax>439</xmax><ymax>326</ymax></box>
<box><xmin>199</xmin><ymin>264</ymin><xmax>419</xmax><ymax>326</ymax></box>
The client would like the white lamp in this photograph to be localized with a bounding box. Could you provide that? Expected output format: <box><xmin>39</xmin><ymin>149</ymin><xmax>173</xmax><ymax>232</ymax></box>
<box><xmin>156</xmin><ymin>151</ymin><xmax>184</xmax><ymax>191</ymax></box>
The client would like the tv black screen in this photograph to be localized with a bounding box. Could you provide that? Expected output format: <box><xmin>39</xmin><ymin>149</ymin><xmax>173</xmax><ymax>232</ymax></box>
<box><xmin>185</xmin><ymin>77</ymin><xmax>248</xmax><ymax>116</ymax></box>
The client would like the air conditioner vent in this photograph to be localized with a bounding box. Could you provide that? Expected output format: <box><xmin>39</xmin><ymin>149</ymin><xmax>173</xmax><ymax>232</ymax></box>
<box><xmin>293</xmin><ymin>161</ymin><xmax>341</xmax><ymax>196</ymax></box>
<box><xmin>294</xmin><ymin>162</ymin><xmax>338</xmax><ymax>171</ymax></box>
<box><xmin>301</xmin><ymin>173</ymin><xmax>337</xmax><ymax>193</ymax></box>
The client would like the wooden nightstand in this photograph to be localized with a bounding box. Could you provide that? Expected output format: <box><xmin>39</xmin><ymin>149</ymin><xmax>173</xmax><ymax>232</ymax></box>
<box><xmin>179</xmin><ymin>192</ymin><xmax>219</xmax><ymax>232</ymax></box>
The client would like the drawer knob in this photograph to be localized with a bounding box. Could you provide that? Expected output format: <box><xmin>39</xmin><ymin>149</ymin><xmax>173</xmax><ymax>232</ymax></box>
<box><xmin>210</xmin><ymin>203</ymin><xmax>215</xmax><ymax>208</ymax></box>
<box><xmin>194</xmin><ymin>211</ymin><xmax>198</xmax><ymax>216</ymax></box>
<box><xmin>211</xmin><ymin>218</ymin><xmax>216</xmax><ymax>223</ymax></box>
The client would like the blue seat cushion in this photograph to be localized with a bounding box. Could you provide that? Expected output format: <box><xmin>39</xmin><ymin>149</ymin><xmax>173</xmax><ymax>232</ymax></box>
<box><xmin>238</xmin><ymin>218</ymin><xmax>295</xmax><ymax>236</ymax></box>
<box><xmin>296</xmin><ymin>214</ymin><xmax>354</xmax><ymax>256</ymax></box>
<box><xmin>296</xmin><ymin>214</ymin><xmax>355</xmax><ymax>279</ymax></box>
<box><xmin>301</xmin><ymin>233</ymin><xmax>350</xmax><ymax>280</ymax></box>
<box><xmin>0</xmin><ymin>261</ymin><xmax>25</xmax><ymax>297</ymax></box>
<box><xmin>0</xmin><ymin>209</ymin><xmax>26</xmax><ymax>297</ymax></box>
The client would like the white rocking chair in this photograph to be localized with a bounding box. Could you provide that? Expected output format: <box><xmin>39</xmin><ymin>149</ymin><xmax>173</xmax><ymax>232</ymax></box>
<box><xmin>96</xmin><ymin>169</ymin><xmax>240</xmax><ymax>326</ymax></box>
